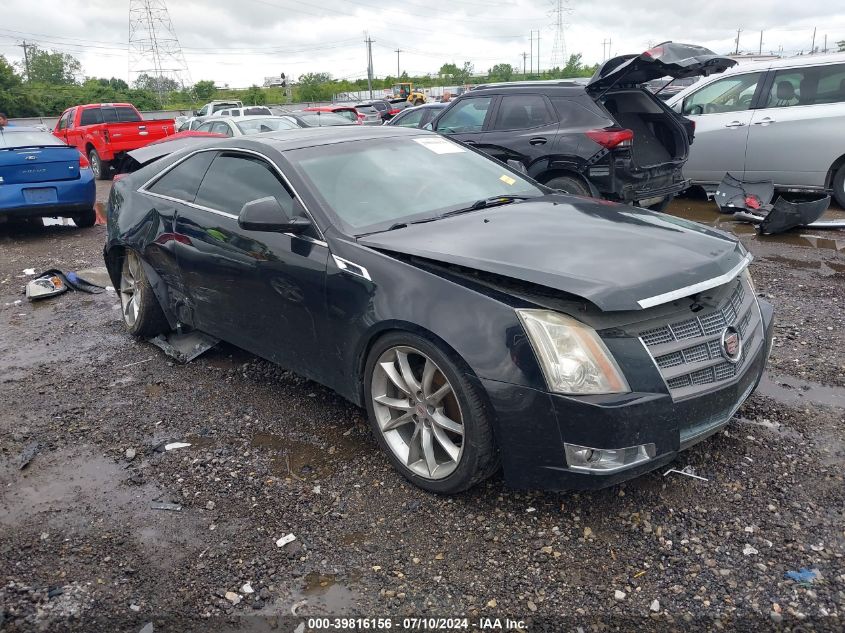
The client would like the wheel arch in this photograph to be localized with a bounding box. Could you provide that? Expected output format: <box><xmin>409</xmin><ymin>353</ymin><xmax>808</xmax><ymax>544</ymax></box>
<box><xmin>535</xmin><ymin>168</ymin><xmax>599</xmax><ymax>197</ymax></box>
<box><xmin>824</xmin><ymin>153</ymin><xmax>845</xmax><ymax>189</ymax></box>
<box><xmin>354</xmin><ymin>321</ymin><xmax>483</xmax><ymax>408</ymax></box>
<box><xmin>104</xmin><ymin>244</ymin><xmax>178</xmax><ymax>330</ymax></box>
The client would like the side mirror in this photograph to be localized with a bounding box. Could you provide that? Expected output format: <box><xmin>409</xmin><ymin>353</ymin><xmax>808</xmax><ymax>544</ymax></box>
<box><xmin>238</xmin><ymin>197</ymin><xmax>311</xmax><ymax>234</ymax></box>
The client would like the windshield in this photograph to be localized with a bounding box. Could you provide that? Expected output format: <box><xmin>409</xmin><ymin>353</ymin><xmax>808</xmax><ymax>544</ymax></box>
<box><xmin>236</xmin><ymin>117</ymin><xmax>299</xmax><ymax>135</ymax></box>
<box><xmin>291</xmin><ymin>135</ymin><xmax>543</xmax><ymax>235</ymax></box>
<box><xmin>0</xmin><ymin>130</ymin><xmax>65</xmax><ymax>148</ymax></box>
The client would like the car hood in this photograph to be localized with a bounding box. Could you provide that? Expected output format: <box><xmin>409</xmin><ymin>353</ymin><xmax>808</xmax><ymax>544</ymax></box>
<box><xmin>127</xmin><ymin>134</ymin><xmax>225</xmax><ymax>166</ymax></box>
<box><xmin>358</xmin><ymin>196</ymin><xmax>749</xmax><ymax>312</ymax></box>
<box><xmin>588</xmin><ymin>42</ymin><xmax>736</xmax><ymax>92</ymax></box>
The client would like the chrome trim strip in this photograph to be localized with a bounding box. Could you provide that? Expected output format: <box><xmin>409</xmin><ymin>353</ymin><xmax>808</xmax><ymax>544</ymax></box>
<box><xmin>143</xmin><ymin>190</ymin><xmax>238</xmax><ymax>218</ymax></box>
<box><xmin>637</xmin><ymin>253</ymin><xmax>753</xmax><ymax>309</ymax></box>
<box><xmin>137</xmin><ymin>146</ymin><xmax>326</xmax><ymax>241</ymax></box>
<box><xmin>332</xmin><ymin>255</ymin><xmax>372</xmax><ymax>281</ymax></box>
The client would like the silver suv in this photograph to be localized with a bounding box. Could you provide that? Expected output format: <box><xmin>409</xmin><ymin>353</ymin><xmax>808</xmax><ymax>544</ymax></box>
<box><xmin>668</xmin><ymin>53</ymin><xmax>845</xmax><ymax>207</ymax></box>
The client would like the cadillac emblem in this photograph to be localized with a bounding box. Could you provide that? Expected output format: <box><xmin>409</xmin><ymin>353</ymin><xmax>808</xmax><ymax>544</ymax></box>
<box><xmin>720</xmin><ymin>326</ymin><xmax>742</xmax><ymax>364</ymax></box>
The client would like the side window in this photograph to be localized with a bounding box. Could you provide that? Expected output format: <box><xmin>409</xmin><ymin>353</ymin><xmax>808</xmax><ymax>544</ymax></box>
<box><xmin>147</xmin><ymin>152</ymin><xmax>217</xmax><ymax>202</ymax></box>
<box><xmin>211</xmin><ymin>121</ymin><xmax>233</xmax><ymax>136</ymax></box>
<box><xmin>80</xmin><ymin>108</ymin><xmax>104</xmax><ymax>126</ymax></box>
<box><xmin>764</xmin><ymin>64</ymin><xmax>845</xmax><ymax>107</ymax></box>
<box><xmin>491</xmin><ymin>95</ymin><xmax>555</xmax><ymax>131</ymax></box>
<box><xmin>435</xmin><ymin>97</ymin><xmax>493</xmax><ymax>133</ymax></box>
<box><xmin>101</xmin><ymin>108</ymin><xmax>120</xmax><ymax>123</ymax></box>
<box><xmin>195</xmin><ymin>153</ymin><xmax>295</xmax><ymax>218</ymax></box>
<box><xmin>395</xmin><ymin>108</ymin><xmax>425</xmax><ymax>128</ymax></box>
<box><xmin>682</xmin><ymin>73</ymin><xmax>763</xmax><ymax>115</ymax></box>
<box><xmin>817</xmin><ymin>64</ymin><xmax>845</xmax><ymax>104</ymax></box>
<box><xmin>57</xmin><ymin>111</ymin><xmax>70</xmax><ymax>131</ymax></box>
<box><xmin>197</xmin><ymin>121</ymin><xmax>215</xmax><ymax>133</ymax></box>
<box><xmin>198</xmin><ymin>105</ymin><xmax>209</xmax><ymax>116</ymax></box>
<box><xmin>116</xmin><ymin>107</ymin><xmax>142</xmax><ymax>122</ymax></box>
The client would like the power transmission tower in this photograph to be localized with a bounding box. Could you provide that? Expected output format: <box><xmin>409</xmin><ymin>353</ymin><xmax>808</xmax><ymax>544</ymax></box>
<box><xmin>128</xmin><ymin>0</ymin><xmax>192</xmax><ymax>107</ymax></box>
<box><xmin>550</xmin><ymin>0</ymin><xmax>572</xmax><ymax>70</ymax></box>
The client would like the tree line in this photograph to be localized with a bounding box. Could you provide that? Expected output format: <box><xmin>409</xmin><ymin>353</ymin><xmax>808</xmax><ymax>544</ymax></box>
<box><xmin>0</xmin><ymin>45</ymin><xmax>599</xmax><ymax>118</ymax></box>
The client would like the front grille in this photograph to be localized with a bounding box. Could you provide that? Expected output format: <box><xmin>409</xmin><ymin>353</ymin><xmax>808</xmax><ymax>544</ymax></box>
<box><xmin>637</xmin><ymin>276</ymin><xmax>761</xmax><ymax>400</ymax></box>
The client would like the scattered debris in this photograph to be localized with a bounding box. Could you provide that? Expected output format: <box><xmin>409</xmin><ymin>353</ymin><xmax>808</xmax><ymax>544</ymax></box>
<box><xmin>121</xmin><ymin>358</ymin><xmax>154</xmax><ymax>369</ymax></box>
<box><xmin>150</xmin><ymin>501</ymin><xmax>182</xmax><ymax>512</ymax></box>
<box><xmin>18</xmin><ymin>442</ymin><xmax>39</xmax><ymax>470</ymax></box>
<box><xmin>129</xmin><ymin>604</ymin><xmax>141</xmax><ymax>612</ymax></box>
<box><xmin>276</xmin><ymin>533</ymin><xmax>297</xmax><ymax>548</ymax></box>
<box><xmin>224</xmin><ymin>591</ymin><xmax>242</xmax><ymax>605</ymax></box>
<box><xmin>25</xmin><ymin>268</ymin><xmax>106</xmax><ymax>301</ymax></box>
<box><xmin>23</xmin><ymin>268</ymin><xmax>36</xmax><ymax>276</ymax></box>
<box><xmin>785</xmin><ymin>568</ymin><xmax>820</xmax><ymax>584</ymax></box>
<box><xmin>148</xmin><ymin>330</ymin><xmax>219</xmax><ymax>364</ymax></box>
<box><xmin>715</xmin><ymin>172</ymin><xmax>838</xmax><ymax>234</ymax></box>
<box><xmin>139</xmin><ymin>623</ymin><xmax>153</xmax><ymax>633</ymax></box>
<box><xmin>164</xmin><ymin>442</ymin><xmax>191</xmax><ymax>451</ymax></box>
<box><xmin>614</xmin><ymin>590</ymin><xmax>626</xmax><ymax>601</ymax></box>
<box><xmin>125</xmin><ymin>448</ymin><xmax>137</xmax><ymax>461</ymax></box>
<box><xmin>291</xmin><ymin>598</ymin><xmax>307</xmax><ymax>615</ymax></box>
<box><xmin>205</xmin><ymin>500</ymin><xmax>215</xmax><ymax>511</ymax></box>
<box><xmin>663</xmin><ymin>466</ymin><xmax>708</xmax><ymax>481</ymax></box>
<box><xmin>649</xmin><ymin>599</ymin><xmax>660</xmax><ymax>612</ymax></box>
<box><xmin>240</xmin><ymin>582</ymin><xmax>254</xmax><ymax>594</ymax></box>
<box><xmin>743</xmin><ymin>544</ymin><xmax>759</xmax><ymax>556</ymax></box>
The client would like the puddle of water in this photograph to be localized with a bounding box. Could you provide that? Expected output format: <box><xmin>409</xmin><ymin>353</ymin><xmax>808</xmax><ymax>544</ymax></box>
<box><xmin>291</xmin><ymin>572</ymin><xmax>359</xmax><ymax>615</ymax></box>
<box><xmin>251</xmin><ymin>433</ymin><xmax>331</xmax><ymax>476</ymax></box>
<box><xmin>664</xmin><ymin>199</ymin><xmax>845</xmax><ymax>251</ymax></box>
<box><xmin>755</xmin><ymin>374</ymin><xmax>845</xmax><ymax>409</ymax></box>
<box><xmin>735</xmin><ymin>416</ymin><xmax>804</xmax><ymax>441</ymax></box>
<box><xmin>145</xmin><ymin>383</ymin><xmax>163</xmax><ymax>397</ymax></box>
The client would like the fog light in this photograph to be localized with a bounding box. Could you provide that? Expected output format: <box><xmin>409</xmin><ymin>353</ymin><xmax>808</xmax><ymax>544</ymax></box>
<box><xmin>564</xmin><ymin>442</ymin><xmax>656</xmax><ymax>474</ymax></box>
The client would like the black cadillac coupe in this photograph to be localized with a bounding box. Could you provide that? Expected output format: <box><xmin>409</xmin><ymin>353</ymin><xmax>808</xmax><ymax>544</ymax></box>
<box><xmin>104</xmin><ymin>126</ymin><xmax>774</xmax><ymax>494</ymax></box>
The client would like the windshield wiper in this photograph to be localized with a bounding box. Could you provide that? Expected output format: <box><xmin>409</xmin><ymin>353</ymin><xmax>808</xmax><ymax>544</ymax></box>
<box><xmin>440</xmin><ymin>195</ymin><xmax>539</xmax><ymax>217</ymax></box>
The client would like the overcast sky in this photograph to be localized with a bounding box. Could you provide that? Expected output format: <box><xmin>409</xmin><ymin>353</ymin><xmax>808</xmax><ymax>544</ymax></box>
<box><xmin>1</xmin><ymin>0</ymin><xmax>844</xmax><ymax>87</ymax></box>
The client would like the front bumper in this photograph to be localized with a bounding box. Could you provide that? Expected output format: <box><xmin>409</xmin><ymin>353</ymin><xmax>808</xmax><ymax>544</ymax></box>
<box><xmin>482</xmin><ymin>299</ymin><xmax>774</xmax><ymax>491</ymax></box>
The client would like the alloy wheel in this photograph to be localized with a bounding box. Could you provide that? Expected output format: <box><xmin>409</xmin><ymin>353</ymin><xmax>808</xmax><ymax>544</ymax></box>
<box><xmin>371</xmin><ymin>346</ymin><xmax>465</xmax><ymax>480</ymax></box>
<box><xmin>89</xmin><ymin>151</ymin><xmax>101</xmax><ymax>179</ymax></box>
<box><xmin>120</xmin><ymin>252</ymin><xmax>142</xmax><ymax>327</ymax></box>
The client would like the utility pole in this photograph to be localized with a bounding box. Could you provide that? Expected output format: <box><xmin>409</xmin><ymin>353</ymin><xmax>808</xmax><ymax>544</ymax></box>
<box><xmin>364</xmin><ymin>34</ymin><xmax>374</xmax><ymax>99</ymax></box>
<box><xmin>18</xmin><ymin>40</ymin><xmax>31</xmax><ymax>82</ymax></box>
<box><xmin>811</xmin><ymin>27</ymin><xmax>816</xmax><ymax>54</ymax></box>
<box><xmin>759</xmin><ymin>31</ymin><xmax>763</xmax><ymax>55</ymax></box>
<box><xmin>601</xmin><ymin>38</ymin><xmax>612</xmax><ymax>62</ymax></box>
<box><xmin>537</xmin><ymin>32</ymin><xmax>540</xmax><ymax>75</ymax></box>
<box><xmin>529</xmin><ymin>31</ymin><xmax>533</xmax><ymax>77</ymax></box>
<box><xmin>824</xmin><ymin>34</ymin><xmax>828</xmax><ymax>53</ymax></box>
<box><xmin>395</xmin><ymin>48</ymin><xmax>402</xmax><ymax>79</ymax></box>
<box><xmin>521</xmin><ymin>52</ymin><xmax>528</xmax><ymax>78</ymax></box>
<box><xmin>734</xmin><ymin>28</ymin><xmax>742</xmax><ymax>55</ymax></box>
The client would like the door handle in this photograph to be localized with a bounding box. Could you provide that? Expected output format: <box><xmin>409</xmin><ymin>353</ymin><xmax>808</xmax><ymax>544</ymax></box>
<box><xmin>753</xmin><ymin>117</ymin><xmax>776</xmax><ymax>126</ymax></box>
<box><xmin>463</xmin><ymin>140</ymin><xmax>478</xmax><ymax>145</ymax></box>
<box><xmin>529</xmin><ymin>137</ymin><xmax>548</xmax><ymax>145</ymax></box>
<box><xmin>724</xmin><ymin>121</ymin><xmax>746</xmax><ymax>128</ymax></box>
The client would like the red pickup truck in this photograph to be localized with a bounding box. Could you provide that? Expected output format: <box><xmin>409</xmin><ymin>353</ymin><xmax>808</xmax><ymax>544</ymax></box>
<box><xmin>53</xmin><ymin>103</ymin><xmax>175</xmax><ymax>180</ymax></box>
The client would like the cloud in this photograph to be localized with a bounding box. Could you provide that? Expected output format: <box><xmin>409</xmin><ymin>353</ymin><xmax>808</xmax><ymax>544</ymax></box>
<box><xmin>1</xmin><ymin>0</ymin><xmax>843</xmax><ymax>86</ymax></box>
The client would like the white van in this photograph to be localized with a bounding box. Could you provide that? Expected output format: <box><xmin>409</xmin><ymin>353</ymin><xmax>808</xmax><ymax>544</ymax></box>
<box><xmin>668</xmin><ymin>53</ymin><xmax>845</xmax><ymax>206</ymax></box>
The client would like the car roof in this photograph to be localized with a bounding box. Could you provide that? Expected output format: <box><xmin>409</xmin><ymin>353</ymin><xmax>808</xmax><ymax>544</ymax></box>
<box><xmin>466</xmin><ymin>79</ymin><xmax>589</xmax><ymax>95</ymax></box>
<box><xmin>247</xmin><ymin>125</ymin><xmax>430</xmax><ymax>151</ymax></box>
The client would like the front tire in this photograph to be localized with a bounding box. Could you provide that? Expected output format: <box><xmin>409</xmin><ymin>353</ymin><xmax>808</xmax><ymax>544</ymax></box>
<box><xmin>832</xmin><ymin>164</ymin><xmax>845</xmax><ymax>209</ymax></box>
<box><xmin>119</xmin><ymin>250</ymin><xmax>169</xmax><ymax>338</ymax></box>
<box><xmin>544</xmin><ymin>175</ymin><xmax>591</xmax><ymax>197</ymax></box>
<box><xmin>89</xmin><ymin>149</ymin><xmax>112</xmax><ymax>181</ymax></box>
<box><xmin>364</xmin><ymin>332</ymin><xmax>498</xmax><ymax>494</ymax></box>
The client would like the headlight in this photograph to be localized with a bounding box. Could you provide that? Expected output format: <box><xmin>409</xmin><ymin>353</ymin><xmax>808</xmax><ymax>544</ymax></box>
<box><xmin>517</xmin><ymin>309</ymin><xmax>630</xmax><ymax>395</ymax></box>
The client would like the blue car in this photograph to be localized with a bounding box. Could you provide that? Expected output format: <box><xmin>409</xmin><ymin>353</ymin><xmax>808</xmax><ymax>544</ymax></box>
<box><xmin>0</xmin><ymin>127</ymin><xmax>96</xmax><ymax>227</ymax></box>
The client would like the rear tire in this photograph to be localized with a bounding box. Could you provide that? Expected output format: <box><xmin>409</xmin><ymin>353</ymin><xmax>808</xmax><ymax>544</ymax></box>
<box><xmin>89</xmin><ymin>149</ymin><xmax>112</xmax><ymax>181</ymax></box>
<box><xmin>832</xmin><ymin>164</ymin><xmax>845</xmax><ymax>209</ymax></box>
<box><xmin>73</xmin><ymin>208</ymin><xmax>96</xmax><ymax>228</ymax></box>
<box><xmin>119</xmin><ymin>250</ymin><xmax>169</xmax><ymax>338</ymax></box>
<box><xmin>544</xmin><ymin>175</ymin><xmax>591</xmax><ymax>197</ymax></box>
<box><xmin>363</xmin><ymin>332</ymin><xmax>499</xmax><ymax>494</ymax></box>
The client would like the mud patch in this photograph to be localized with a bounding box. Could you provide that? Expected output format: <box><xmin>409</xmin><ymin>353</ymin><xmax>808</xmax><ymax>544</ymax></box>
<box><xmin>756</xmin><ymin>373</ymin><xmax>845</xmax><ymax>408</ymax></box>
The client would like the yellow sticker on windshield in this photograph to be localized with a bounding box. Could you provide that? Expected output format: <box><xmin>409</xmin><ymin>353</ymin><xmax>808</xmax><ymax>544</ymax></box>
<box><xmin>500</xmin><ymin>174</ymin><xmax>516</xmax><ymax>186</ymax></box>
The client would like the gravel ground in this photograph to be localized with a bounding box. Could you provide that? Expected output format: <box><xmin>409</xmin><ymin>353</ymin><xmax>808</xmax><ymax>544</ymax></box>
<box><xmin>0</xmin><ymin>185</ymin><xmax>843</xmax><ymax>632</ymax></box>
